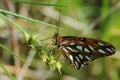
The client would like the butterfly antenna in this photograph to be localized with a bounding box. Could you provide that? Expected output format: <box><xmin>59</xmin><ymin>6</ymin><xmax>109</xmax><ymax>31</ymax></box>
<box><xmin>56</xmin><ymin>9</ymin><xmax>61</xmax><ymax>33</ymax></box>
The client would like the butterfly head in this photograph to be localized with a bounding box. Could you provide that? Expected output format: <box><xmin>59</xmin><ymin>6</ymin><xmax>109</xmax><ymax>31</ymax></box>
<box><xmin>53</xmin><ymin>33</ymin><xmax>62</xmax><ymax>48</ymax></box>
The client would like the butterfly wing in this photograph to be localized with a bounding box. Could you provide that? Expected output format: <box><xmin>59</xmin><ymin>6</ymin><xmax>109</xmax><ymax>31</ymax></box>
<box><xmin>58</xmin><ymin>37</ymin><xmax>116</xmax><ymax>69</ymax></box>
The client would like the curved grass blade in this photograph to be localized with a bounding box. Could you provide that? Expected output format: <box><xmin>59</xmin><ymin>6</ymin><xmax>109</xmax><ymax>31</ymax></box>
<box><xmin>0</xmin><ymin>63</ymin><xmax>16</xmax><ymax>80</ymax></box>
<box><xmin>0</xmin><ymin>9</ymin><xmax>59</xmax><ymax>29</ymax></box>
<box><xmin>12</xmin><ymin>0</ymin><xmax>67</xmax><ymax>7</ymax></box>
<box><xmin>0</xmin><ymin>44</ymin><xmax>26</xmax><ymax>64</ymax></box>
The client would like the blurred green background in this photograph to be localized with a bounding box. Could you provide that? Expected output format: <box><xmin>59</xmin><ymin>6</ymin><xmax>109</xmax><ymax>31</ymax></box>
<box><xmin>0</xmin><ymin>0</ymin><xmax>120</xmax><ymax>80</ymax></box>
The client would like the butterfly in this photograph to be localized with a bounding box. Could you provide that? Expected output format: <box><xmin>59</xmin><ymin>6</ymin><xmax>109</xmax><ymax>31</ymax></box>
<box><xmin>53</xmin><ymin>33</ymin><xmax>116</xmax><ymax>69</ymax></box>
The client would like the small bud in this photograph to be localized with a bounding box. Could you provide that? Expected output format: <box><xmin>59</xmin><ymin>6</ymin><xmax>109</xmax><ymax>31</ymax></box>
<box><xmin>48</xmin><ymin>55</ymin><xmax>56</xmax><ymax>68</ymax></box>
<box><xmin>23</xmin><ymin>32</ymin><xmax>30</xmax><ymax>44</ymax></box>
<box><xmin>49</xmin><ymin>56</ymin><xmax>54</xmax><ymax>60</ymax></box>
<box><xmin>28</xmin><ymin>35</ymin><xmax>36</xmax><ymax>44</ymax></box>
<box><xmin>55</xmin><ymin>61</ymin><xmax>62</xmax><ymax>75</ymax></box>
<box><xmin>49</xmin><ymin>59</ymin><xmax>56</xmax><ymax>67</ymax></box>
<box><xmin>41</xmin><ymin>55</ymin><xmax>48</xmax><ymax>64</ymax></box>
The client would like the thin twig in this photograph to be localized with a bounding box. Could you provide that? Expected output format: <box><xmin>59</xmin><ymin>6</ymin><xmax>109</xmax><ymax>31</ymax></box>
<box><xmin>5</xmin><ymin>0</ymin><xmax>20</xmax><ymax>79</ymax></box>
<box><xmin>17</xmin><ymin>50</ymin><xmax>35</xmax><ymax>80</ymax></box>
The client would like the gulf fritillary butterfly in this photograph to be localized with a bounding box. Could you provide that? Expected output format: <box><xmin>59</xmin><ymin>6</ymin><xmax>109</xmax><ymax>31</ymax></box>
<box><xmin>53</xmin><ymin>33</ymin><xmax>116</xmax><ymax>69</ymax></box>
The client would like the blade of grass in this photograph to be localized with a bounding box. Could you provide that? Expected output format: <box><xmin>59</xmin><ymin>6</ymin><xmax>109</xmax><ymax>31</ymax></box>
<box><xmin>0</xmin><ymin>9</ymin><xmax>60</xmax><ymax>29</ymax></box>
<box><xmin>0</xmin><ymin>13</ymin><xmax>26</xmax><ymax>34</ymax></box>
<box><xmin>12</xmin><ymin>0</ymin><xmax>67</xmax><ymax>7</ymax></box>
<box><xmin>0</xmin><ymin>63</ymin><xmax>16</xmax><ymax>80</ymax></box>
<box><xmin>0</xmin><ymin>44</ymin><xmax>26</xmax><ymax>64</ymax></box>
<box><xmin>0</xmin><ymin>43</ymin><xmax>34</xmax><ymax>68</ymax></box>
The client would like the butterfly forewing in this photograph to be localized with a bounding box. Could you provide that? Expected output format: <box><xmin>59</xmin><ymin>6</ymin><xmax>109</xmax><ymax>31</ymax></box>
<box><xmin>55</xmin><ymin>33</ymin><xmax>116</xmax><ymax>69</ymax></box>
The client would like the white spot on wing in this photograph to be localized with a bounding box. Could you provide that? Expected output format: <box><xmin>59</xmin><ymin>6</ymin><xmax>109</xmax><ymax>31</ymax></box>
<box><xmin>76</xmin><ymin>46</ymin><xmax>82</xmax><ymax>51</ymax></box>
<box><xmin>81</xmin><ymin>64</ymin><xmax>84</xmax><ymax>68</ymax></box>
<box><xmin>69</xmin><ymin>55</ymin><xmax>73</xmax><ymax>61</ymax></box>
<box><xmin>88</xmin><ymin>45</ymin><xmax>94</xmax><ymax>51</ymax></box>
<box><xmin>83</xmin><ymin>62</ymin><xmax>86</xmax><ymax>65</ymax></box>
<box><xmin>70</xmin><ymin>42</ymin><xmax>75</xmax><ymax>45</ymax></box>
<box><xmin>106</xmin><ymin>48</ymin><xmax>113</xmax><ymax>53</ymax></box>
<box><xmin>98</xmin><ymin>42</ymin><xmax>105</xmax><ymax>46</ymax></box>
<box><xmin>75</xmin><ymin>56</ymin><xmax>80</xmax><ymax>62</ymax></box>
<box><xmin>85</xmin><ymin>56</ymin><xmax>91</xmax><ymax>61</ymax></box>
<box><xmin>84</xmin><ymin>47</ymin><xmax>90</xmax><ymax>53</ymax></box>
<box><xmin>62</xmin><ymin>47</ymin><xmax>69</xmax><ymax>53</ymax></box>
<box><xmin>98</xmin><ymin>49</ymin><xmax>105</xmax><ymax>54</ymax></box>
<box><xmin>111</xmin><ymin>47</ymin><xmax>115</xmax><ymax>52</ymax></box>
<box><xmin>75</xmin><ymin>61</ymin><xmax>79</xmax><ymax>68</ymax></box>
<box><xmin>78</xmin><ymin>54</ymin><xmax>83</xmax><ymax>59</ymax></box>
<box><xmin>60</xmin><ymin>42</ymin><xmax>68</xmax><ymax>46</ymax></box>
<box><xmin>66</xmin><ymin>47</ymin><xmax>78</xmax><ymax>52</ymax></box>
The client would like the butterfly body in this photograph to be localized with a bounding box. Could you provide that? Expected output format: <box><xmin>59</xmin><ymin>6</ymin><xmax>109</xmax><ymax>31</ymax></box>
<box><xmin>54</xmin><ymin>33</ymin><xmax>116</xmax><ymax>69</ymax></box>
